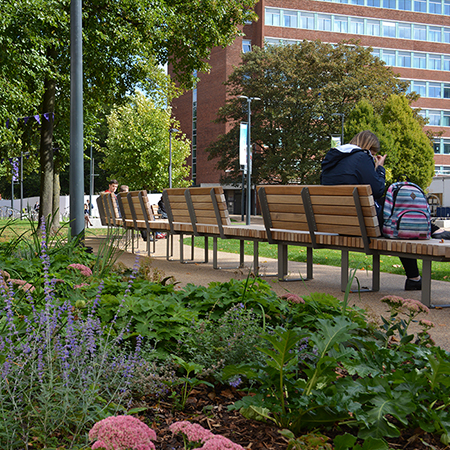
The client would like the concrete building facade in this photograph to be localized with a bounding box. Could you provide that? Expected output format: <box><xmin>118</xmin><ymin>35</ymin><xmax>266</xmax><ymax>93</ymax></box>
<box><xmin>171</xmin><ymin>0</ymin><xmax>450</xmax><ymax>212</ymax></box>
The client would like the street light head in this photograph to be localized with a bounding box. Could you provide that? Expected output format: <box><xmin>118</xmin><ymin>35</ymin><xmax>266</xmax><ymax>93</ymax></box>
<box><xmin>238</xmin><ymin>95</ymin><xmax>248</xmax><ymax>99</ymax></box>
<box><xmin>169</xmin><ymin>128</ymin><xmax>180</xmax><ymax>133</ymax></box>
<box><xmin>253</xmin><ymin>97</ymin><xmax>261</xmax><ymax>101</ymax></box>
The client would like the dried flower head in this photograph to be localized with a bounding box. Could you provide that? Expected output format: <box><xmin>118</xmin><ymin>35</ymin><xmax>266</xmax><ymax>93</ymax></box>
<box><xmin>89</xmin><ymin>415</ymin><xmax>156</xmax><ymax>450</ymax></box>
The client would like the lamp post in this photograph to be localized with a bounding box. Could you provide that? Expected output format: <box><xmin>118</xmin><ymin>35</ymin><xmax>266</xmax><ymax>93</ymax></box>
<box><xmin>169</xmin><ymin>128</ymin><xmax>179</xmax><ymax>188</ymax></box>
<box><xmin>332</xmin><ymin>113</ymin><xmax>345</xmax><ymax>145</ymax></box>
<box><xmin>239</xmin><ymin>96</ymin><xmax>260</xmax><ymax>225</ymax></box>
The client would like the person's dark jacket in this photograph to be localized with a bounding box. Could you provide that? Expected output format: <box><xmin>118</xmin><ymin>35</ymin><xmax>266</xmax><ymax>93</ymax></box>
<box><xmin>320</xmin><ymin>144</ymin><xmax>386</xmax><ymax>204</ymax></box>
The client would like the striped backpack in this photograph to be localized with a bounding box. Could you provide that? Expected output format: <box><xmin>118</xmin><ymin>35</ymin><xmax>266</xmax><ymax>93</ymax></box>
<box><xmin>382</xmin><ymin>180</ymin><xmax>431</xmax><ymax>240</ymax></box>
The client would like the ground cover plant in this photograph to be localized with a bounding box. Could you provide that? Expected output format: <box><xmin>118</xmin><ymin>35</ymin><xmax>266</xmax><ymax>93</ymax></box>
<box><xmin>1</xmin><ymin>219</ymin><xmax>450</xmax><ymax>449</ymax></box>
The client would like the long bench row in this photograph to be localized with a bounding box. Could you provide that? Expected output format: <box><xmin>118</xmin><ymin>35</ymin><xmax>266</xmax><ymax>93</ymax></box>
<box><xmin>97</xmin><ymin>185</ymin><xmax>450</xmax><ymax>307</ymax></box>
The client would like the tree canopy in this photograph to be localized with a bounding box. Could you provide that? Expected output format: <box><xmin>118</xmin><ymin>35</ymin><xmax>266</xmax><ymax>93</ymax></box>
<box><xmin>102</xmin><ymin>92</ymin><xmax>191</xmax><ymax>191</ymax></box>
<box><xmin>0</xmin><ymin>0</ymin><xmax>257</xmax><ymax>223</ymax></box>
<box><xmin>207</xmin><ymin>40</ymin><xmax>413</xmax><ymax>186</ymax></box>
<box><xmin>345</xmin><ymin>96</ymin><xmax>434</xmax><ymax>190</ymax></box>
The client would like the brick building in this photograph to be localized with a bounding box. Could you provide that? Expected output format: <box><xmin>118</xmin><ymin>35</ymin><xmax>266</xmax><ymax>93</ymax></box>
<box><xmin>170</xmin><ymin>0</ymin><xmax>450</xmax><ymax>213</ymax></box>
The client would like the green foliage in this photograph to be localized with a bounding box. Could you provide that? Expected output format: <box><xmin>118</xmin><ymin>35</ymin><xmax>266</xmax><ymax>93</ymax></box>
<box><xmin>207</xmin><ymin>40</ymin><xmax>410</xmax><ymax>185</ymax></box>
<box><xmin>103</xmin><ymin>92</ymin><xmax>191</xmax><ymax>190</ymax></box>
<box><xmin>345</xmin><ymin>95</ymin><xmax>434</xmax><ymax>190</ymax></box>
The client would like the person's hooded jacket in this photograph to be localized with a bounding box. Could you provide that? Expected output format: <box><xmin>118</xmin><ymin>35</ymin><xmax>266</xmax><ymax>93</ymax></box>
<box><xmin>320</xmin><ymin>144</ymin><xmax>386</xmax><ymax>204</ymax></box>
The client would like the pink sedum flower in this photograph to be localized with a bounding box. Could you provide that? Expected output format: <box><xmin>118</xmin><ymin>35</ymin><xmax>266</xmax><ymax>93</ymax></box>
<box><xmin>200</xmin><ymin>436</ymin><xmax>245</xmax><ymax>450</ymax></box>
<box><xmin>68</xmin><ymin>263</ymin><xmax>93</xmax><ymax>277</ymax></box>
<box><xmin>281</xmin><ymin>293</ymin><xmax>305</xmax><ymax>304</ymax></box>
<box><xmin>89</xmin><ymin>415</ymin><xmax>156</xmax><ymax>450</ymax></box>
<box><xmin>74</xmin><ymin>283</ymin><xmax>89</xmax><ymax>289</ymax></box>
<box><xmin>170</xmin><ymin>421</ymin><xmax>244</xmax><ymax>450</ymax></box>
<box><xmin>169</xmin><ymin>421</ymin><xmax>214</xmax><ymax>443</ymax></box>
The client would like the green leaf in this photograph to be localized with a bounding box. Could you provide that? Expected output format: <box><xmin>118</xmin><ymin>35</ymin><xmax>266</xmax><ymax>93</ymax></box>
<box><xmin>334</xmin><ymin>433</ymin><xmax>357</xmax><ymax>450</ymax></box>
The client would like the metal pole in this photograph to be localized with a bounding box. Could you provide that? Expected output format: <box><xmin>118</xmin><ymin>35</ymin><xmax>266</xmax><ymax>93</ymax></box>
<box><xmin>241</xmin><ymin>170</ymin><xmax>245</xmax><ymax>221</ymax></box>
<box><xmin>246</xmin><ymin>98</ymin><xmax>251</xmax><ymax>226</ymax></box>
<box><xmin>169</xmin><ymin>131</ymin><xmax>172</xmax><ymax>188</ymax></box>
<box><xmin>69</xmin><ymin>0</ymin><xmax>84</xmax><ymax>238</ymax></box>
<box><xmin>20</xmin><ymin>153</ymin><xmax>23</xmax><ymax>219</ymax></box>
<box><xmin>89</xmin><ymin>144</ymin><xmax>93</xmax><ymax>215</ymax></box>
<box><xmin>341</xmin><ymin>114</ymin><xmax>344</xmax><ymax>144</ymax></box>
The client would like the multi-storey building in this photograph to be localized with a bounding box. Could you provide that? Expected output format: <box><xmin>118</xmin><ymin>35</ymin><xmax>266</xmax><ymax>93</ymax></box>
<box><xmin>171</xmin><ymin>0</ymin><xmax>450</xmax><ymax>213</ymax></box>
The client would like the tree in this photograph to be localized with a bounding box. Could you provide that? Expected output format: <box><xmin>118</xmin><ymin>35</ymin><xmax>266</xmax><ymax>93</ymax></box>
<box><xmin>102</xmin><ymin>92</ymin><xmax>191</xmax><ymax>191</ymax></box>
<box><xmin>207</xmin><ymin>40</ymin><xmax>411</xmax><ymax>185</ymax></box>
<box><xmin>345</xmin><ymin>96</ymin><xmax>434</xmax><ymax>190</ymax></box>
<box><xmin>0</xmin><ymin>0</ymin><xmax>257</xmax><ymax>228</ymax></box>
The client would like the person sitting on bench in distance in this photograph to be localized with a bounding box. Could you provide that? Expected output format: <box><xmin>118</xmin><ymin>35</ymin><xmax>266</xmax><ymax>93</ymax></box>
<box><xmin>320</xmin><ymin>130</ymin><xmax>449</xmax><ymax>291</ymax></box>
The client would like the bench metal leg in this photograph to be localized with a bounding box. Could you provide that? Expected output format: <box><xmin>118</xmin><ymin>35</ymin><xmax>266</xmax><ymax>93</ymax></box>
<box><xmin>253</xmin><ymin>241</ymin><xmax>259</xmax><ymax>276</ymax></box>
<box><xmin>213</xmin><ymin>237</ymin><xmax>218</xmax><ymax>269</ymax></box>
<box><xmin>278</xmin><ymin>244</ymin><xmax>288</xmax><ymax>280</ymax></box>
<box><xmin>372</xmin><ymin>254</ymin><xmax>380</xmax><ymax>291</ymax></box>
<box><xmin>341</xmin><ymin>250</ymin><xmax>349</xmax><ymax>291</ymax></box>
<box><xmin>204</xmin><ymin>236</ymin><xmax>208</xmax><ymax>264</ymax></box>
<box><xmin>306</xmin><ymin>247</ymin><xmax>313</xmax><ymax>280</ymax></box>
<box><xmin>239</xmin><ymin>240</ymin><xmax>245</xmax><ymax>268</ymax></box>
<box><xmin>180</xmin><ymin>233</ymin><xmax>184</xmax><ymax>262</ymax></box>
<box><xmin>191</xmin><ymin>236</ymin><xmax>195</xmax><ymax>260</ymax></box>
<box><xmin>421</xmin><ymin>260</ymin><xmax>432</xmax><ymax>308</ymax></box>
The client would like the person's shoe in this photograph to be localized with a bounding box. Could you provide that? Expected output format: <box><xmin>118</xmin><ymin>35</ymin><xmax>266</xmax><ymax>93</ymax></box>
<box><xmin>431</xmin><ymin>230</ymin><xmax>450</xmax><ymax>240</ymax></box>
<box><xmin>405</xmin><ymin>277</ymin><xmax>422</xmax><ymax>291</ymax></box>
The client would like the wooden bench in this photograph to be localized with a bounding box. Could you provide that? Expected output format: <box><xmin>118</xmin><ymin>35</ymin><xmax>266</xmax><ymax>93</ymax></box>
<box><xmin>151</xmin><ymin>204</ymin><xmax>162</xmax><ymax>220</ymax></box>
<box><xmin>258</xmin><ymin>184</ymin><xmax>450</xmax><ymax>307</ymax></box>
<box><xmin>184</xmin><ymin>186</ymin><xmax>267</xmax><ymax>272</ymax></box>
<box><xmin>119</xmin><ymin>190</ymin><xmax>172</xmax><ymax>258</ymax></box>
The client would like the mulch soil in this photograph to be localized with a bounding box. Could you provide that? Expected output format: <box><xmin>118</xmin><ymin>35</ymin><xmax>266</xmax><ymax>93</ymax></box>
<box><xmin>139</xmin><ymin>383</ymin><xmax>448</xmax><ymax>450</ymax></box>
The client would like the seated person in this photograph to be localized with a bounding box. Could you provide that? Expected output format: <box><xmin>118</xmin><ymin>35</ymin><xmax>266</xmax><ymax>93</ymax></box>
<box><xmin>320</xmin><ymin>130</ymin><xmax>448</xmax><ymax>291</ymax></box>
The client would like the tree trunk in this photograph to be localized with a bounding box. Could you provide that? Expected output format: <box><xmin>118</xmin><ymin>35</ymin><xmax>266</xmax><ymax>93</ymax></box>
<box><xmin>38</xmin><ymin>48</ymin><xmax>56</xmax><ymax>229</ymax></box>
<box><xmin>52</xmin><ymin>171</ymin><xmax>60</xmax><ymax>233</ymax></box>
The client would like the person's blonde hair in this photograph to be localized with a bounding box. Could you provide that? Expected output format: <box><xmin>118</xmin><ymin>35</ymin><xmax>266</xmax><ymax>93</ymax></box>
<box><xmin>349</xmin><ymin>130</ymin><xmax>380</xmax><ymax>153</ymax></box>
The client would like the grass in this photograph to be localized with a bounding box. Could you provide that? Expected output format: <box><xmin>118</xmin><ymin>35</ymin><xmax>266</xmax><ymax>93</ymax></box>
<box><xmin>184</xmin><ymin>236</ymin><xmax>450</xmax><ymax>282</ymax></box>
<box><xmin>0</xmin><ymin>218</ymin><xmax>109</xmax><ymax>242</ymax></box>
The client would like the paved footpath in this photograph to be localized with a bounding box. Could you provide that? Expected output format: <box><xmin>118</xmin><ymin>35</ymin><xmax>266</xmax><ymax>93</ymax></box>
<box><xmin>86</xmin><ymin>232</ymin><xmax>450</xmax><ymax>351</ymax></box>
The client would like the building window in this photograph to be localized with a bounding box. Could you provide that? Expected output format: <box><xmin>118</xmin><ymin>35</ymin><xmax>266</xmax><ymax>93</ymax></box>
<box><xmin>300</xmin><ymin>12</ymin><xmax>314</xmax><ymax>29</ymax></box>
<box><xmin>398</xmin><ymin>0</ymin><xmax>412</xmax><ymax>9</ymax></box>
<box><xmin>265</xmin><ymin>8</ymin><xmax>281</xmax><ymax>26</ymax></box>
<box><xmin>428</xmin><ymin>111</ymin><xmax>441</xmax><ymax>126</ymax></box>
<box><xmin>444</xmin><ymin>113</ymin><xmax>450</xmax><ymax>127</ymax></box>
<box><xmin>434</xmin><ymin>140</ymin><xmax>441</xmax><ymax>153</ymax></box>
<box><xmin>383</xmin><ymin>0</ymin><xmax>397</xmax><ymax>7</ymax></box>
<box><xmin>398</xmin><ymin>51</ymin><xmax>411</xmax><ymax>67</ymax></box>
<box><xmin>414</xmin><ymin>0</ymin><xmax>427</xmax><ymax>11</ymax></box>
<box><xmin>366</xmin><ymin>20</ymin><xmax>380</xmax><ymax>36</ymax></box>
<box><xmin>367</xmin><ymin>0</ymin><xmax>381</xmax><ymax>5</ymax></box>
<box><xmin>242</xmin><ymin>39</ymin><xmax>251</xmax><ymax>53</ymax></box>
<box><xmin>382</xmin><ymin>50</ymin><xmax>396</xmax><ymax>65</ymax></box>
<box><xmin>382</xmin><ymin>21</ymin><xmax>396</xmax><ymax>37</ymax></box>
<box><xmin>350</xmin><ymin>17</ymin><xmax>364</xmax><ymax>34</ymax></box>
<box><xmin>429</xmin><ymin>54</ymin><xmax>441</xmax><ymax>70</ymax></box>
<box><xmin>428</xmin><ymin>82</ymin><xmax>442</xmax><ymax>98</ymax></box>
<box><xmin>413</xmin><ymin>81</ymin><xmax>426</xmax><ymax>96</ymax></box>
<box><xmin>444</xmin><ymin>84</ymin><xmax>450</xmax><ymax>99</ymax></box>
<box><xmin>414</xmin><ymin>24</ymin><xmax>426</xmax><ymax>40</ymax></box>
<box><xmin>444</xmin><ymin>140</ymin><xmax>450</xmax><ymax>154</ymax></box>
<box><xmin>318</xmin><ymin>14</ymin><xmax>332</xmax><ymax>31</ymax></box>
<box><xmin>413</xmin><ymin>53</ymin><xmax>426</xmax><ymax>69</ymax></box>
<box><xmin>445</xmin><ymin>0</ymin><xmax>450</xmax><ymax>14</ymax></box>
<box><xmin>444</xmin><ymin>56</ymin><xmax>450</xmax><ymax>71</ymax></box>
<box><xmin>429</xmin><ymin>0</ymin><xmax>442</xmax><ymax>13</ymax></box>
<box><xmin>371</xmin><ymin>48</ymin><xmax>381</xmax><ymax>59</ymax></box>
<box><xmin>284</xmin><ymin>11</ymin><xmax>298</xmax><ymax>28</ymax></box>
<box><xmin>429</xmin><ymin>26</ymin><xmax>441</xmax><ymax>42</ymax></box>
<box><xmin>334</xmin><ymin>17</ymin><xmax>348</xmax><ymax>32</ymax></box>
<box><xmin>351</xmin><ymin>0</ymin><xmax>365</xmax><ymax>4</ymax></box>
<box><xmin>444</xmin><ymin>28</ymin><xmax>450</xmax><ymax>43</ymax></box>
<box><xmin>398</xmin><ymin>23</ymin><xmax>411</xmax><ymax>38</ymax></box>
<box><xmin>435</xmin><ymin>166</ymin><xmax>450</xmax><ymax>175</ymax></box>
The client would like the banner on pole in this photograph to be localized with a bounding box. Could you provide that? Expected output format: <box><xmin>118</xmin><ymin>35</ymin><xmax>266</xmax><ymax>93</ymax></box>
<box><xmin>239</xmin><ymin>123</ymin><xmax>248</xmax><ymax>171</ymax></box>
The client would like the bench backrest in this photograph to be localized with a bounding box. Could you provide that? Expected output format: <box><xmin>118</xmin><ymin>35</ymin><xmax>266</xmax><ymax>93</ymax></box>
<box><xmin>96</xmin><ymin>195</ymin><xmax>108</xmax><ymax>227</ymax></box>
<box><xmin>101</xmin><ymin>192</ymin><xmax>120</xmax><ymax>227</ymax></box>
<box><xmin>162</xmin><ymin>188</ymin><xmax>191</xmax><ymax>232</ymax></box>
<box><xmin>185</xmin><ymin>187</ymin><xmax>231</xmax><ymax>228</ymax></box>
<box><xmin>258</xmin><ymin>184</ymin><xmax>381</xmax><ymax>240</ymax></box>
